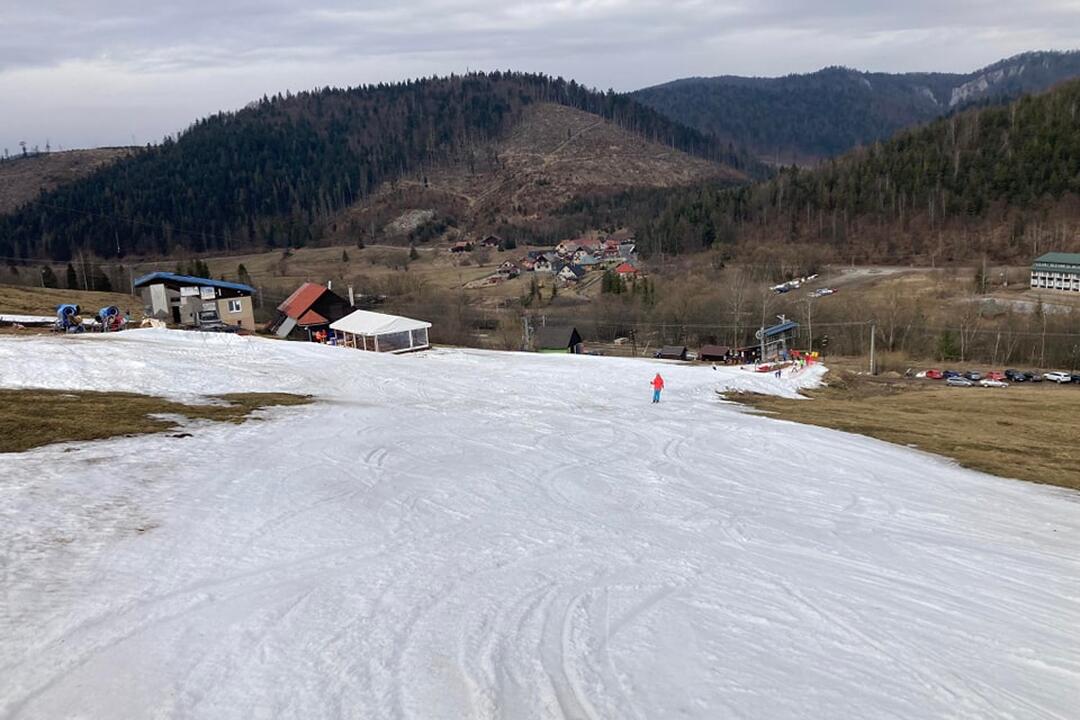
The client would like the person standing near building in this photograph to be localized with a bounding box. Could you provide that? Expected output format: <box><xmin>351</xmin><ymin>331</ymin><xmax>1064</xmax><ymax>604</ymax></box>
<box><xmin>651</xmin><ymin>373</ymin><xmax>665</xmax><ymax>403</ymax></box>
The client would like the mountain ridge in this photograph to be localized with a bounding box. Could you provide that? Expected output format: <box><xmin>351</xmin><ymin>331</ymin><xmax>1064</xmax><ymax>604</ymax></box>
<box><xmin>0</xmin><ymin>72</ymin><xmax>753</xmax><ymax>262</ymax></box>
<box><xmin>631</xmin><ymin>50</ymin><xmax>1080</xmax><ymax>164</ymax></box>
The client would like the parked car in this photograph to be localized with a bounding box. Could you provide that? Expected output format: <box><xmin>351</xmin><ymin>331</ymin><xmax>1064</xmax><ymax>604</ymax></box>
<box><xmin>962</xmin><ymin>371</ymin><xmax>983</xmax><ymax>381</ymax></box>
<box><xmin>946</xmin><ymin>376</ymin><xmax>974</xmax><ymax>387</ymax></box>
<box><xmin>979</xmin><ymin>378</ymin><xmax>1009</xmax><ymax>388</ymax></box>
<box><xmin>1004</xmin><ymin>369</ymin><xmax>1025</xmax><ymax>382</ymax></box>
<box><xmin>923</xmin><ymin>369</ymin><xmax>944</xmax><ymax>380</ymax></box>
<box><xmin>1044</xmin><ymin>371</ymin><xmax>1072</xmax><ymax>384</ymax></box>
<box><xmin>1072</xmin><ymin>374</ymin><xmax>1080</xmax><ymax>384</ymax></box>
<box><xmin>985</xmin><ymin>371</ymin><xmax>1006</xmax><ymax>381</ymax></box>
<box><xmin>942</xmin><ymin>370</ymin><xmax>961</xmax><ymax>379</ymax></box>
<box><xmin>1026</xmin><ymin>372</ymin><xmax>1043</xmax><ymax>383</ymax></box>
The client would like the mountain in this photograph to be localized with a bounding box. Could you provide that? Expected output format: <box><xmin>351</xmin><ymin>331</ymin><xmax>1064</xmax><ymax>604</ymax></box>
<box><xmin>0</xmin><ymin>72</ymin><xmax>753</xmax><ymax>263</ymax></box>
<box><xmin>632</xmin><ymin>51</ymin><xmax>1080</xmax><ymax>164</ymax></box>
<box><xmin>0</xmin><ymin>148</ymin><xmax>132</xmax><ymax>215</ymax></box>
<box><xmin>628</xmin><ymin>77</ymin><xmax>1080</xmax><ymax>263</ymax></box>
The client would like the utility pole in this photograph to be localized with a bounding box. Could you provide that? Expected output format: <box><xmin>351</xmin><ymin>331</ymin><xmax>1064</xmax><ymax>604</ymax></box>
<box><xmin>629</xmin><ymin>328</ymin><xmax>637</xmax><ymax>357</ymax></box>
<box><xmin>869</xmin><ymin>321</ymin><xmax>876</xmax><ymax>375</ymax></box>
<box><xmin>521</xmin><ymin>315</ymin><xmax>532</xmax><ymax>350</ymax></box>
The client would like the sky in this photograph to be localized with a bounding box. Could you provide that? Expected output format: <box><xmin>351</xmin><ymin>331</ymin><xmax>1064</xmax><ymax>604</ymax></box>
<box><xmin>1</xmin><ymin>1</ymin><xmax>1078</xmax><ymax>150</ymax></box>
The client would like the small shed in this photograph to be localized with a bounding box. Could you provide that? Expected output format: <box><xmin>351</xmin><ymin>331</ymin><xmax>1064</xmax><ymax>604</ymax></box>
<box><xmin>534</xmin><ymin>325</ymin><xmax>584</xmax><ymax>354</ymax></box>
<box><xmin>658</xmin><ymin>345</ymin><xmax>688</xmax><ymax>361</ymax></box>
<box><xmin>267</xmin><ymin>282</ymin><xmax>352</xmax><ymax>339</ymax></box>
<box><xmin>330</xmin><ymin>310</ymin><xmax>431</xmax><ymax>353</ymax></box>
<box><xmin>699</xmin><ymin>344</ymin><xmax>733</xmax><ymax>362</ymax></box>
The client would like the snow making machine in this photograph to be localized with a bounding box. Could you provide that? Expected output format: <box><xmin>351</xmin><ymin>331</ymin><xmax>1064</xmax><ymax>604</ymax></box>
<box><xmin>55</xmin><ymin>304</ymin><xmax>85</xmax><ymax>333</ymax></box>
<box><xmin>95</xmin><ymin>305</ymin><xmax>126</xmax><ymax>332</ymax></box>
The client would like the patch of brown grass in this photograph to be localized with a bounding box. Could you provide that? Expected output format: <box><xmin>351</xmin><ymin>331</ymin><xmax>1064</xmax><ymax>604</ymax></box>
<box><xmin>0</xmin><ymin>284</ymin><xmax>143</xmax><ymax>318</ymax></box>
<box><xmin>0</xmin><ymin>389</ymin><xmax>312</xmax><ymax>453</ymax></box>
<box><xmin>727</xmin><ymin>371</ymin><xmax>1080</xmax><ymax>491</ymax></box>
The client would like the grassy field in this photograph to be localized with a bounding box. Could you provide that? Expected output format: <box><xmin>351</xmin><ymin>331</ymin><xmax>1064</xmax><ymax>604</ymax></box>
<box><xmin>727</xmin><ymin>369</ymin><xmax>1080</xmax><ymax>491</ymax></box>
<box><xmin>0</xmin><ymin>389</ymin><xmax>311</xmax><ymax>453</ymax></box>
<box><xmin>0</xmin><ymin>284</ymin><xmax>143</xmax><ymax>317</ymax></box>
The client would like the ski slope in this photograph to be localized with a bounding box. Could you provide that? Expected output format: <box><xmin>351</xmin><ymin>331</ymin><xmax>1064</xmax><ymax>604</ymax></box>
<box><xmin>1</xmin><ymin>330</ymin><xmax>1077</xmax><ymax>719</ymax></box>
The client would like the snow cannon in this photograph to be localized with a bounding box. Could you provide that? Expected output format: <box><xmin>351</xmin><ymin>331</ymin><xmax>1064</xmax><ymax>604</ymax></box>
<box><xmin>96</xmin><ymin>305</ymin><xmax>124</xmax><ymax>332</ymax></box>
<box><xmin>55</xmin><ymin>304</ymin><xmax>84</xmax><ymax>333</ymax></box>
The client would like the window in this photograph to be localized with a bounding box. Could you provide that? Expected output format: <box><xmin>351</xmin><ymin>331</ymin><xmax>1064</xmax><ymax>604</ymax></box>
<box><xmin>227</xmin><ymin>299</ymin><xmax>243</xmax><ymax>314</ymax></box>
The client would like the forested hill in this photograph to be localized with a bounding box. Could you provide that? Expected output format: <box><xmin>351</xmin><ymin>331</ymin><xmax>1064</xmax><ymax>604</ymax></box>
<box><xmin>632</xmin><ymin>51</ymin><xmax>1080</xmax><ymax>164</ymax></box>
<box><xmin>631</xmin><ymin>77</ymin><xmax>1080</xmax><ymax>263</ymax></box>
<box><xmin>0</xmin><ymin>72</ymin><xmax>753</xmax><ymax>262</ymax></box>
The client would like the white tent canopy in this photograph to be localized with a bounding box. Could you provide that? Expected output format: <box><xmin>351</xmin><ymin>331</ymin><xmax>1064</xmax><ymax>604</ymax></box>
<box><xmin>330</xmin><ymin>310</ymin><xmax>431</xmax><ymax>353</ymax></box>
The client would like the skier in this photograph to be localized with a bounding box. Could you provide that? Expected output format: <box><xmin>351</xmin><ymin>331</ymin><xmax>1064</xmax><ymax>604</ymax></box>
<box><xmin>775</xmin><ymin>367</ymin><xmax>782</xmax><ymax>379</ymax></box>
<box><xmin>651</xmin><ymin>373</ymin><xmax>665</xmax><ymax>403</ymax></box>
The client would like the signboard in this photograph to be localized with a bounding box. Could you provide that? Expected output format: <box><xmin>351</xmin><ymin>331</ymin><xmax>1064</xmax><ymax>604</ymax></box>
<box><xmin>179</xmin><ymin>286</ymin><xmax>199</xmax><ymax>297</ymax></box>
<box><xmin>199</xmin><ymin>287</ymin><xmax>216</xmax><ymax>300</ymax></box>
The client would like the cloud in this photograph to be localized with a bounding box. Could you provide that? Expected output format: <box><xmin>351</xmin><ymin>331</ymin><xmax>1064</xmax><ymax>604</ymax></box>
<box><xmin>1</xmin><ymin>0</ymin><xmax>1077</xmax><ymax>147</ymax></box>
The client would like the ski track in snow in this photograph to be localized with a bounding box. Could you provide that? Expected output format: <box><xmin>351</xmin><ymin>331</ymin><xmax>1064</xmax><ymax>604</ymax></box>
<box><xmin>0</xmin><ymin>329</ymin><xmax>1078</xmax><ymax>719</ymax></box>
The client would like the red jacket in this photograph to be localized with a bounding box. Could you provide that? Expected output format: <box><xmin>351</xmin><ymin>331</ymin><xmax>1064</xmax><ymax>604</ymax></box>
<box><xmin>651</xmin><ymin>375</ymin><xmax>665</xmax><ymax>390</ymax></box>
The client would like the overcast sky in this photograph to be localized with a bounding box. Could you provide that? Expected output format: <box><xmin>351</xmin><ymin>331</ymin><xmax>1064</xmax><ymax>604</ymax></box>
<box><xmin>2</xmin><ymin>1</ymin><xmax>1078</xmax><ymax>150</ymax></box>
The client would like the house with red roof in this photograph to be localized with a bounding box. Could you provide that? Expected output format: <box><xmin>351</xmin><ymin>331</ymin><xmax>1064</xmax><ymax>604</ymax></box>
<box><xmin>267</xmin><ymin>282</ymin><xmax>352</xmax><ymax>339</ymax></box>
<box><xmin>614</xmin><ymin>262</ymin><xmax>640</xmax><ymax>277</ymax></box>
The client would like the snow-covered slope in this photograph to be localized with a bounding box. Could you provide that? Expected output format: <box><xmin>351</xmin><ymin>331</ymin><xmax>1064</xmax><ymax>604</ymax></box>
<box><xmin>1</xmin><ymin>331</ymin><xmax>1077</xmax><ymax>719</ymax></box>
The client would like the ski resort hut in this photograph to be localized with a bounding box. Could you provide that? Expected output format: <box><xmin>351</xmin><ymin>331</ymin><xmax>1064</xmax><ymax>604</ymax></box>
<box><xmin>657</xmin><ymin>345</ymin><xmax>688</xmax><ymax>361</ymax></box>
<box><xmin>758</xmin><ymin>318</ymin><xmax>800</xmax><ymax>360</ymax></box>
<box><xmin>534</xmin><ymin>325</ymin><xmax>584</xmax><ymax>354</ymax></box>
<box><xmin>699</xmin><ymin>344</ymin><xmax>733</xmax><ymax>363</ymax></box>
<box><xmin>267</xmin><ymin>283</ymin><xmax>351</xmax><ymax>339</ymax></box>
<box><xmin>134</xmin><ymin>272</ymin><xmax>255</xmax><ymax>329</ymax></box>
<box><xmin>330</xmin><ymin>309</ymin><xmax>431</xmax><ymax>353</ymax></box>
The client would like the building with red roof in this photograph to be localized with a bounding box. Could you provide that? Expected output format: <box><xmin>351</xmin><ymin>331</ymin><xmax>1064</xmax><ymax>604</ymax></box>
<box><xmin>267</xmin><ymin>283</ymin><xmax>352</xmax><ymax>339</ymax></box>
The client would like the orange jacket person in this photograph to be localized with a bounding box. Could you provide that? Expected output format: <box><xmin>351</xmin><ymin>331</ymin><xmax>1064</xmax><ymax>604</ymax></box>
<box><xmin>651</xmin><ymin>373</ymin><xmax>665</xmax><ymax>403</ymax></box>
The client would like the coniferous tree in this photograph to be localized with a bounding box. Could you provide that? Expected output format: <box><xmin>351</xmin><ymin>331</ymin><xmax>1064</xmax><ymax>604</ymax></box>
<box><xmin>41</xmin><ymin>265</ymin><xmax>59</xmax><ymax>288</ymax></box>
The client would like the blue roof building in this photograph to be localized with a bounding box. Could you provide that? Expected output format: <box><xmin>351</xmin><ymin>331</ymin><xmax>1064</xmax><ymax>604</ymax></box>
<box><xmin>135</xmin><ymin>271</ymin><xmax>257</xmax><ymax>330</ymax></box>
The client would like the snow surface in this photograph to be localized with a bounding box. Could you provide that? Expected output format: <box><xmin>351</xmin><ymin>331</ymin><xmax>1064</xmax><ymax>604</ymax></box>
<box><xmin>1</xmin><ymin>330</ymin><xmax>1078</xmax><ymax>719</ymax></box>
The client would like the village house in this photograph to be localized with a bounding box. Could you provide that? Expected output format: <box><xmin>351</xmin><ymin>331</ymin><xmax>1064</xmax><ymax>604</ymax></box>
<box><xmin>557</xmin><ymin>265</ymin><xmax>586</xmax><ymax>284</ymax></box>
<box><xmin>480</xmin><ymin>234</ymin><xmax>502</xmax><ymax>249</ymax></box>
<box><xmin>574</xmin><ymin>253</ymin><xmax>602</xmax><ymax>271</ymax></box>
<box><xmin>450</xmin><ymin>241</ymin><xmax>473</xmax><ymax>253</ymax></box>
<box><xmin>497</xmin><ymin>261</ymin><xmax>520</xmax><ymax>278</ymax></box>
<box><xmin>533</xmin><ymin>256</ymin><xmax>555</xmax><ymax>273</ymax></box>
<box><xmin>134</xmin><ymin>272</ymin><xmax>256</xmax><ymax>330</ymax></box>
<box><xmin>266</xmin><ymin>282</ymin><xmax>352</xmax><ymax>339</ymax></box>
<box><xmin>555</xmin><ymin>240</ymin><xmax>580</xmax><ymax>257</ymax></box>
<box><xmin>614</xmin><ymin>262</ymin><xmax>640</xmax><ymax>277</ymax></box>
